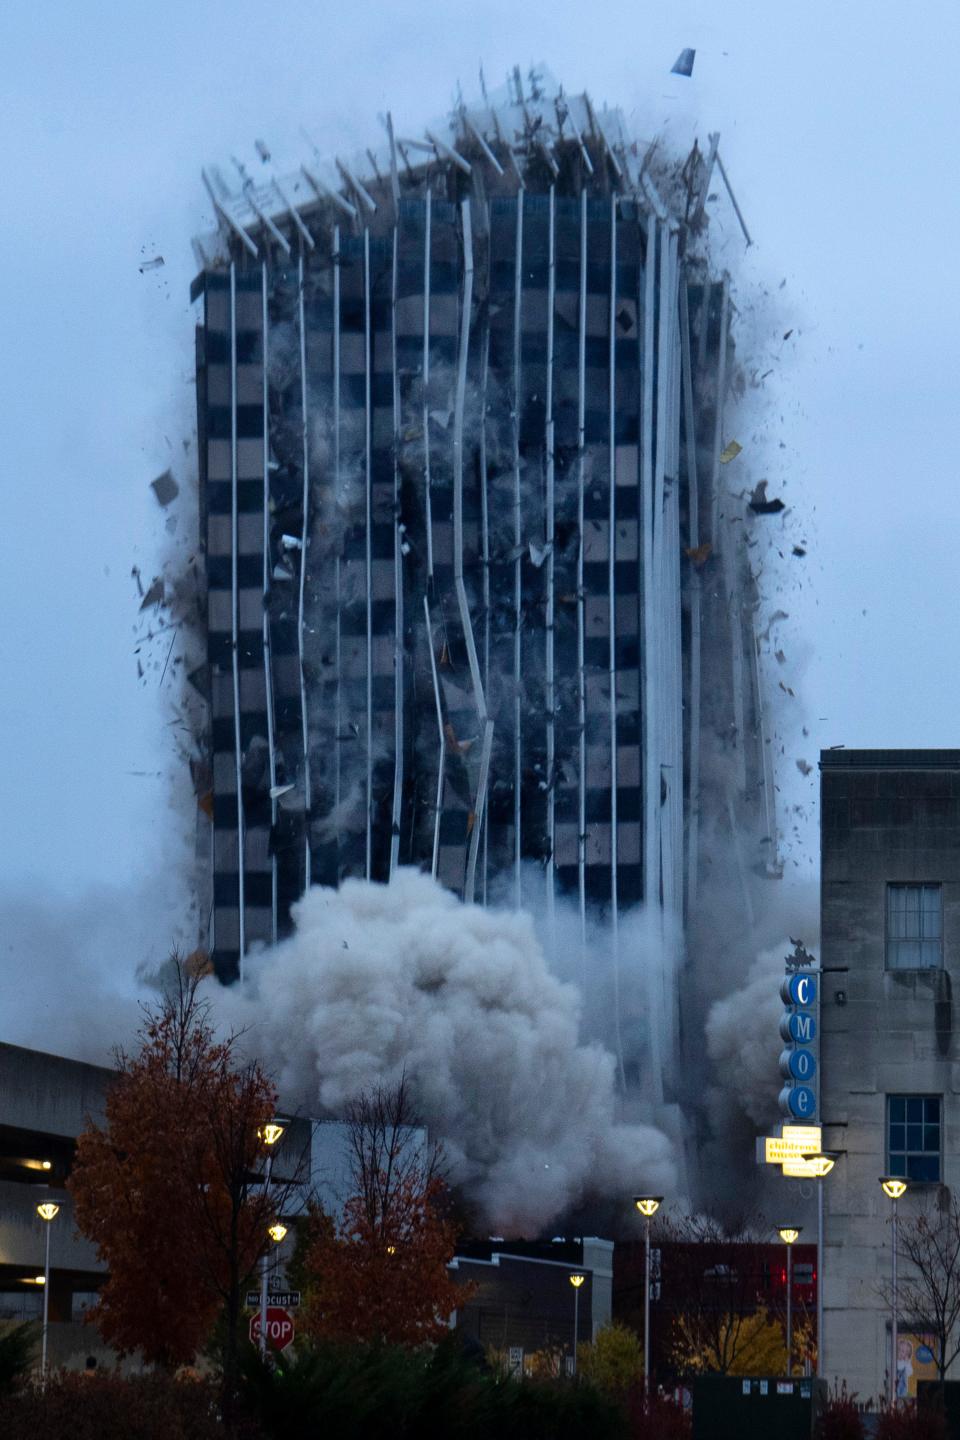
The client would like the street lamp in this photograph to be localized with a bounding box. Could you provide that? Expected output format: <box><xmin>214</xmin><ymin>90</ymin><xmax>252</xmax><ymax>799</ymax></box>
<box><xmin>809</xmin><ymin>1153</ymin><xmax>838</xmax><ymax>1379</ymax></box>
<box><xmin>258</xmin><ymin>1123</ymin><xmax>285</xmax><ymax>1358</ymax></box>
<box><xmin>776</xmin><ymin>1226</ymin><xmax>802</xmax><ymax>1375</ymax></box>
<box><xmin>36</xmin><ymin>1202</ymin><xmax>60</xmax><ymax>1379</ymax></box>
<box><xmin>634</xmin><ymin>1196</ymin><xmax>663</xmax><ymax>1397</ymax></box>
<box><xmin>880</xmin><ymin>1176</ymin><xmax>908</xmax><ymax>1404</ymax></box>
<box><xmin>569</xmin><ymin>1273</ymin><xmax>585</xmax><ymax>1375</ymax></box>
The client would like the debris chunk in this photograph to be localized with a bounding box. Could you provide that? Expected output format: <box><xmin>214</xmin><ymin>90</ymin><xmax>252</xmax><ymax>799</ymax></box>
<box><xmin>719</xmin><ymin>440</ymin><xmax>742</xmax><ymax>464</ymax></box>
<box><xmin>748</xmin><ymin>480</ymin><xmax>785</xmax><ymax>515</ymax></box>
<box><xmin>139</xmin><ymin>577</ymin><xmax>165</xmax><ymax>611</ymax></box>
<box><xmin>150</xmin><ymin>469</ymin><xmax>179</xmax><ymax>507</ymax></box>
<box><xmin>792</xmin><ymin>546</ymin><xmax>807</xmax><ymax>558</ymax></box>
<box><xmin>139</xmin><ymin>256</ymin><xmax>165</xmax><ymax>273</ymax></box>
<box><xmin>796</xmin><ymin>759</ymin><xmax>813</xmax><ymax>776</ymax></box>
<box><xmin>684</xmin><ymin>542</ymin><xmax>712</xmax><ymax>568</ymax></box>
<box><xmin>255</xmin><ymin>139</ymin><xmax>271</xmax><ymax>162</ymax></box>
<box><xmin>671</xmin><ymin>47</ymin><xmax>696</xmax><ymax>76</ymax></box>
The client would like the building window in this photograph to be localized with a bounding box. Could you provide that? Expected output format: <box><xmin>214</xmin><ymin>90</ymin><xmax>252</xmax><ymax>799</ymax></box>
<box><xmin>888</xmin><ymin>1096</ymin><xmax>941</xmax><ymax>1182</ymax></box>
<box><xmin>886</xmin><ymin>884</ymin><xmax>942</xmax><ymax>969</ymax></box>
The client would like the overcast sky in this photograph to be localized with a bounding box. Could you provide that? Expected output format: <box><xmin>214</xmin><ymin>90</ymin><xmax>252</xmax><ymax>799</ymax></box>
<box><xmin>2</xmin><ymin>0</ymin><xmax>958</xmax><ymax>911</ymax></box>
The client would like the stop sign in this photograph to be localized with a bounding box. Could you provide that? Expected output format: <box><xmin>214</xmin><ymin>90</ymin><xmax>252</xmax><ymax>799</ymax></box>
<box><xmin>249</xmin><ymin>1306</ymin><xmax>295</xmax><ymax>1351</ymax></box>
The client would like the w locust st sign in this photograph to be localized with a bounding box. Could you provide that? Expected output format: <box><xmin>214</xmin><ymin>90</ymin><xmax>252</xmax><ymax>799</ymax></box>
<box><xmin>248</xmin><ymin>1306</ymin><xmax>295</xmax><ymax>1352</ymax></box>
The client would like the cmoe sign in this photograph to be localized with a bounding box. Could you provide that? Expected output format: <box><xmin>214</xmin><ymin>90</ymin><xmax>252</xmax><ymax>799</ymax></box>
<box><xmin>778</xmin><ymin>971</ymin><xmax>818</xmax><ymax>1120</ymax></box>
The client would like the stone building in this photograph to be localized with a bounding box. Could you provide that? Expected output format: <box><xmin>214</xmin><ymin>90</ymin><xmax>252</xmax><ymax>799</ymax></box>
<box><xmin>820</xmin><ymin>748</ymin><xmax>960</xmax><ymax>1399</ymax></box>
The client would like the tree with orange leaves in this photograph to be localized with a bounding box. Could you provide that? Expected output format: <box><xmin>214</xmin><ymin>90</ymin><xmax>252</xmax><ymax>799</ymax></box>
<box><xmin>301</xmin><ymin>1077</ymin><xmax>466</xmax><ymax>1346</ymax></box>
<box><xmin>69</xmin><ymin>964</ymin><xmax>290</xmax><ymax>1401</ymax></box>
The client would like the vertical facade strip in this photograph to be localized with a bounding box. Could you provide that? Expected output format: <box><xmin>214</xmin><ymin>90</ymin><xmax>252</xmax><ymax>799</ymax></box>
<box><xmin>512</xmin><ymin>192</ymin><xmax>524</xmax><ymax>905</ymax></box>
<box><xmin>608</xmin><ymin>196</ymin><xmax>625</xmax><ymax>1089</ymax></box>
<box><xmin>296</xmin><ymin>255</ymin><xmax>312</xmax><ymax>890</ymax></box>
<box><xmin>544</xmin><ymin>186</ymin><xmax>556</xmax><ymax>922</ymax></box>
<box><xmin>333</xmin><ymin>226</ymin><xmax>342</xmax><ymax>850</ymax></box>
<box><xmin>479</xmin><ymin>320</ymin><xmax>491</xmax><ymax>902</ymax></box>
<box><xmin>423</xmin><ymin>192</ymin><xmax>434</xmax><ymax>578</ymax></box>
<box><xmin>261</xmin><ymin>262</ymin><xmax>279</xmax><ymax>943</ymax></box>
<box><xmin>389</xmin><ymin>224</ymin><xmax>404</xmax><ymax>875</ymax></box>
<box><xmin>679</xmin><ymin>278</ymin><xmax>701</xmax><ymax>915</ymax></box>
<box><xmin>453</xmin><ymin>201</ymin><xmax>493</xmax><ymax>903</ymax></box>
<box><xmin>576</xmin><ymin>189</ymin><xmax>588</xmax><ymax>943</ymax></box>
<box><xmin>640</xmin><ymin>222</ymin><xmax>657</xmax><ymax>914</ymax></box>
<box><xmin>229</xmin><ymin>263</ymin><xmax>246</xmax><ymax>975</ymax></box>
<box><xmin>363</xmin><ymin>229</ymin><xmax>374</xmax><ymax>878</ymax></box>
<box><xmin>426</xmin><ymin>595</ymin><xmax>446</xmax><ymax>878</ymax></box>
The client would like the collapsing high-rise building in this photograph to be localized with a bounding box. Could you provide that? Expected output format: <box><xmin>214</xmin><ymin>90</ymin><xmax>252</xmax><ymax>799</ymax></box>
<box><xmin>191</xmin><ymin>76</ymin><xmax>779</xmax><ymax>1067</ymax></box>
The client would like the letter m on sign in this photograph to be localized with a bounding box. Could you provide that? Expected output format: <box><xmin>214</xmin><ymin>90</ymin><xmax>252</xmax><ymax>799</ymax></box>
<box><xmin>794</xmin><ymin>1014</ymin><xmax>813</xmax><ymax>1042</ymax></box>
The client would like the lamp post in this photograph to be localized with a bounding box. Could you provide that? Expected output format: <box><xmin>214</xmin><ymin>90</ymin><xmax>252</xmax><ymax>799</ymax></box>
<box><xmin>634</xmin><ymin>1196</ymin><xmax>663</xmax><ymax>1398</ymax></box>
<box><xmin>880</xmin><ymin>1177</ymin><xmax>908</xmax><ymax>1404</ymax></box>
<box><xmin>258</xmin><ymin>1123</ymin><xmax>285</xmax><ymax>1358</ymax></box>
<box><xmin>36</xmin><ymin>1202</ymin><xmax>60</xmax><ymax>1380</ymax></box>
<box><xmin>777</xmin><ymin>1227</ymin><xmax>802</xmax><ymax>1375</ymax></box>
<box><xmin>569</xmin><ymin>1273</ymin><xmax>585</xmax><ymax>1374</ymax></box>
<box><xmin>809</xmin><ymin>1154</ymin><xmax>837</xmax><ymax>1378</ymax></box>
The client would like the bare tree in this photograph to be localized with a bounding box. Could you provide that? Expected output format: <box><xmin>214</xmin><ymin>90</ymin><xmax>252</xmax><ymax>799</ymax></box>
<box><xmin>302</xmin><ymin>1074</ymin><xmax>465</xmax><ymax>1345</ymax></box>
<box><xmin>887</xmin><ymin>1193</ymin><xmax>960</xmax><ymax>1385</ymax></box>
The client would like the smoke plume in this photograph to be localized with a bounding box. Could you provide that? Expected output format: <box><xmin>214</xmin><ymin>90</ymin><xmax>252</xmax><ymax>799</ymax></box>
<box><xmin>223</xmin><ymin>868</ymin><xmax>677</xmax><ymax>1233</ymax></box>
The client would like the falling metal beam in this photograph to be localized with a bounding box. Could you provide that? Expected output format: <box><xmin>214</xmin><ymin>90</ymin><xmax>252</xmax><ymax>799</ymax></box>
<box><xmin>715</xmin><ymin>149</ymin><xmax>752</xmax><ymax>246</ymax></box>
<box><xmin>243</xmin><ymin>184</ymin><xmax>292</xmax><ymax>256</ymax></box>
<box><xmin>301</xmin><ymin>164</ymin><xmax>358</xmax><ymax>220</ymax></box>
<box><xmin>463</xmin><ymin>114</ymin><xmax>504</xmax><ymax>175</ymax></box>
<box><xmin>203</xmin><ymin>169</ymin><xmax>258</xmax><ymax>257</ymax></box>
<box><xmin>272</xmin><ymin>177</ymin><xmax>315</xmax><ymax>249</ymax></box>
<box><xmin>336</xmin><ymin>157</ymin><xmax>377</xmax><ymax>214</ymax></box>
<box><xmin>426</xmin><ymin>128</ymin><xmax>472</xmax><ymax>175</ymax></box>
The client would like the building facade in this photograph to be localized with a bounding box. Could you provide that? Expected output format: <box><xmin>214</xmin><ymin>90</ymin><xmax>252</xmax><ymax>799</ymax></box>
<box><xmin>820</xmin><ymin>749</ymin><xmax>960</xmax><ymax>1399</ymax></box>
<box><xmin>191</xmin><ymin>76</ymin><xmax>779</xmax><ymax>1111</ymax></box>
<box><xmin>450</xmin><ymin>1236</ymin><xmax>612</xmax><ymax>1357</ymax></box>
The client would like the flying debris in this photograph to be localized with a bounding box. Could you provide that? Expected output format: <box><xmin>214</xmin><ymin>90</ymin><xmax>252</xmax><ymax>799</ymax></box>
<box><xmin>748</xmin><ymin>480</ymin><xmax>785</xmax><ymax>515</ymax></box>
<box><xmin>139</xmin><ymin>256</ymin><xmax>165</xmax><ymax>273</ymax></box>
<box><xmin>255</xmin><ymin>139</ymin><xmax>271</xmax><ymax>162</ymax></box>
<box><xmin>671</xmin><ymin>48</ymin><xmax>696</xmax><ymax>76</ymax></box>
<box><xmin>719</xmin><ymin>440</ymin><xmax>743</xmax><ymax>464</ymax></box>
<box><xmin>139</xmin><ymin>577</ymin><xmax>165</xmax><ymax>611</ymax></box>
<box><xmin>792</xmin><ymin>546</ymin><xmax>807</xmax><ymax>558</ymax></box>
<box><xmin>796</xmin><ymin>759</ymin><xmax>813</xmax><ymax>776</ymax></box>
<box><xmin>150</xmin><ymin>469</ymin><xmax>179</xmax><ymax>507</ymax></box>
<box><xmin>684</xmin><ymin>542</ymin><xmax>713</xmax><ymax>568</ymax></box>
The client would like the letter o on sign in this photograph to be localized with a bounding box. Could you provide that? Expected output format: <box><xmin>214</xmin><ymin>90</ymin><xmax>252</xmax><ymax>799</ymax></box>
<box><xmin>779</xmin><ymin>1048</ymin><xmax>817</xmax><ymax>1081</ymax></box>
